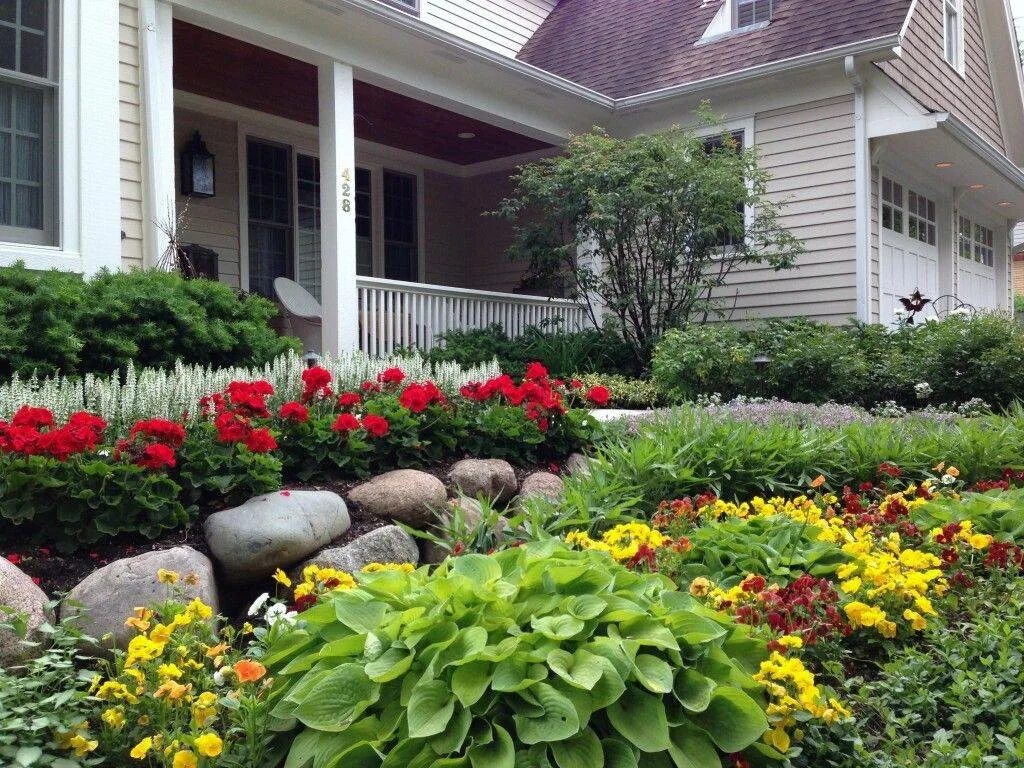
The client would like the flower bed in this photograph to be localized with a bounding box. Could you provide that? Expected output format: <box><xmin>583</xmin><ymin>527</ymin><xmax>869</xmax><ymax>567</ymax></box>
<box><xmin>0</xmin><ymin>363</ymin><xmax>606</xmax><ymax>552</ymax></box>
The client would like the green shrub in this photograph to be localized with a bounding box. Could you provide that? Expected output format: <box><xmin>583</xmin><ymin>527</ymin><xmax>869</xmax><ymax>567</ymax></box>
<box><xmin>266</xmin><ymin>542</ymin><xmax>781</xmax><ymax>768</ymax></box>
<box><xmin>0</xmin><ymin>263</ymin><xmax>299</xmax><ymax>378</ymax></box>
<box><xmin>429</xmin><ymin>324</ymin><xmax>635</xmax><ymax>378</ymax></box>
<box><xmin>576</xmin><ymin>373</ymin><xmax>665</xmax><ymax>409</ymax></box>
<box><xmin>0</xmin><ymin>454</ymin><xmax>189</xmax><ymax>553</ymax></box>
<box><xmin>651</xmin><ymin>315</ymin><xmax>1024</xmax><ymax>409</ymax></box>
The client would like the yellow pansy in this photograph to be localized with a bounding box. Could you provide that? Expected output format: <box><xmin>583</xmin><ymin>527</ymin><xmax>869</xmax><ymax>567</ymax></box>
<box><xmin>173</xmin><ymin>750</ymin><xmax>198</xmax><ymax>768</ymax></box>
<box><xmin>130</xmin><ymin>737</ymin><xmax>153</xmax><ymax>759</ymax></box>
<box><xmin>194</xmin><ymin>732</ymin><xmax>224</xmax><ymax>757</ymax></box>
<box><xmin>157</xmin><ymin>569</ymin><xmax>179</xmax><ymax>584</ymax></box>
<box><xmin>101</xmin><ymin>707</ymin><xmax>125</xmax><ymax>729</ymax></box>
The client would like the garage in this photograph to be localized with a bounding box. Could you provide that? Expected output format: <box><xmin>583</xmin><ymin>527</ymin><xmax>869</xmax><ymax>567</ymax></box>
<box><xmin>879</xmin><ymin>176</ymin><xmax>940</xmax><ymax>323</ymax></box>
<box><xmin>957</xmin><ymin>214</ymin><xmax>999</xmax><ymax>310</ymax></box>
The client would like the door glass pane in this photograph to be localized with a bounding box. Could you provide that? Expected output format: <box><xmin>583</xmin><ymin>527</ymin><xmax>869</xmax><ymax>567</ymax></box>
<box><xmin>21</xmin><ymin>0</ymin><xmax>46</xmax><ymax>29</ymax></box>
<box><xmin>383</xmin><ymin>170</ymin><xmax>417</xmax><ymax>282</ymax></box>
<box><xmin>0</xmin><ymin>0</ymin><xmax>15</xmax><ymax>23</ymax></box>
<box><xmin>0</xmin><ymin>27</ymin><xmax>14</xmax><ymax>70</ymax></box>
<box><xmin>296</xmin><ymin>153</ymin><xmax>322</xmax><ymax>302</ymax></box>
<box><xmin>0</xmin><ymin>82</ymin><xmax>44</xmax><ymax>231</ymax></box>
<box><xmin>247</xmin><ymin>139</ymin><xmax>292</xmax><ymax>298</ymax></box>
<box><xmin>356</xmin><ymin>167</ymin><xmax>372</xmax><ymax>277</ymax></box>
<box><xmin>19</xmin><ymin>29</ymin><xmax>46</xmax><ymax>77</ymax></box>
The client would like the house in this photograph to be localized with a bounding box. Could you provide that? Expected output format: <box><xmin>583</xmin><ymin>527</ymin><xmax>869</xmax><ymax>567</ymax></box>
<box><xmin>1</xmin><ymin>0</ymin><xmax>1022</xmax><ymax>356</ymax></box>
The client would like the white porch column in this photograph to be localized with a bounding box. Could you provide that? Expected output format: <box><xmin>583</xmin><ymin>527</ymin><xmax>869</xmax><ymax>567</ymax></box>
<box><xmin>138</xmin><ymin>0</ymin><xmax>177</xmax><ymax>267</ymax></box>
<box><xmin>318</xmin><ymin>61</ymin><xmax>359</xmax><ymax>354</ymax></box>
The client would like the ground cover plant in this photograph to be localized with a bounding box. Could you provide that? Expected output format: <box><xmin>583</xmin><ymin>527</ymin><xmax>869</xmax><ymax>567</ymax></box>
<box><xmin>0</xmin><ymin>363</ymin><xmax>605</xmax><ymax>551</ymax></box>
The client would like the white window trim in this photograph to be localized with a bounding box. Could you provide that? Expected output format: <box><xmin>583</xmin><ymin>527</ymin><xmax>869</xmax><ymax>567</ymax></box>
<box><xmin>0</xmin><ymin>0</ymin><xmax>121</xmax><ymax>275</ymax></box>
<box><xmin>943</xmin><ymin>0</ymin><xmax>966</xmax><ymax>77</ymax></box>
<box><xmin>697</xmin><ymin>0</ymin><xmax>770</xmax><ymax>44</ymax></box>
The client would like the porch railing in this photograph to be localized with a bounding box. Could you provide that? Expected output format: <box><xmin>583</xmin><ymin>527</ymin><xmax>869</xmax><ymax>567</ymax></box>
<box><xmin>355</xmin><ymin>276</ymin><xmax>588</xmax><ymax>357</ymax></box>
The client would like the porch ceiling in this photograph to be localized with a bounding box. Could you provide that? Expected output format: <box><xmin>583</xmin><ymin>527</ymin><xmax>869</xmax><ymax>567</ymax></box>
<box><xmin>172</xmin><ymin>21</ymin><xmax>553</xmax><ymax>165</ymax></box>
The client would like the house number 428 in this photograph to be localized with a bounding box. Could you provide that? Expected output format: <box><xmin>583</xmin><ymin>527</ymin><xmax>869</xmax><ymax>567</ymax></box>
<box><xmin>341</xmin><ymin>168</ymin><xmax>353</xmax><ymax>213</ymax></box>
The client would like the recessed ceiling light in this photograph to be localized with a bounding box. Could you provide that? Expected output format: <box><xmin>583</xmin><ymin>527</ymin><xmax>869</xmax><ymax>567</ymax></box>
<box><xmin>935</xmin><ymin>162</ymin><xmax>954</xmax><ymax>169</ymax></box>
<box><xmin>458</xmin><ymin>132</ymin><xmax>476</xmax><ymax>139</ymax></box>
<box><xmin>969</xmin><ymin>184</ymin><xmax>985</xmax><ymax>190</ymax></box>
<box><xmin>998</xmin><ymin>201</ymin><xmax>1013</xmax><ymax>207</ymax></box>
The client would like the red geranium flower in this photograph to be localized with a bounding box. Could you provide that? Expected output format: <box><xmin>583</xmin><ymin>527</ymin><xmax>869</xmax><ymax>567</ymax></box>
<box><xmin>361</xmin><ymin>414</ymin><xmax>390</xmax><ymax>438</ymax></box>
<box><xmin>377</xmin><ymin>367</ymin><xmax>405</xmax><ymax>386</ymax></box>
<box><xmin>585</xmin><ymin>385</ymin><xmax>611</xmax><ymax>407</ymax></box>
<box><xmin>338</xmin><ymin>392</ymin><xmax>362</xmax><ymax>409</ymax></box>
<box><xmin>243</xmin><ymin>427</ymin><xmax>278</xmax><ymax>453</ymax></box>
<box><xmin>129</xmin><ymin>418</ymin><xmax>185</xmax><ymax>448</ymax></box>
<box><xmin>136</xmin><ymin>442</ymin><xmax>176</xmax><ymax>470</ymax></box>
<box><xmin>301</xmin><ymin>366</ymin><xmax>333</xmax><ymax>402</ymax></box>
<box><xmin>5</xmin><ymin>553</ymin><xmax>23</xmax><ymax>566</ymax></box>
<box><xmin>524</xmin><ymin>362</ymin><xmax>549</xmax><ymax>381</ymax></box>
<box><xmin>279</xmin><ymin>401</ymin><xmax>310</xmax><ymax>423</ymax></box>
<box><xmin>332</xmin><ymin>413</ymin><xmax>361</xmax><ymax>434</ymax></box>
<box><xmin>11</xmin><ymin>406</ymin><xmax>54</xmax><ymax>430</ymax></box>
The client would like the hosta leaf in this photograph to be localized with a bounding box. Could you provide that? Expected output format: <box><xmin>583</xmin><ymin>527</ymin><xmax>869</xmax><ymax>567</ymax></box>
<box><xmin>283</xmin><ymin>729</ymin><xmax>319</xmax><ymax>768</ymax></box>
<box><xmin>602</xmin><ymin>738</ymin><xmax>639</xmax><ymax>768</ymax></box>
<box><xmin>430</xmin><ymin>705</ymin><xmax>472</xmax><ymax>754</ymax></box>
<box><xmin>673</xmin><ymin>669</ymin><xmax>715</xmax><ymax>713</ymax></box>
<box><xmin>436</xmin><ymin>626</ymin><xmax>489</xmax><ymax>669</ymax></box>
<box><xmin>334</xmin><ymin>599</ymin><xmax>388</xmax><ymax>633</ymax></box>
<box><xmin>493</xmin><ymin>656</ymin><xmax>548</xmax><ymax>692</ymax></box>
<box><xmin>588</xmin><ymin>658</ymin><xmax>627</xmax><ymax>710</ymax></box>
<box><xmin>551</xmin><ymin>728</ymin><xmax>604</xmax><ymax>768</ymax></box>
<box><xmin>452</xmin><ymin>660</ymin><xmax>491</xmax><ymax>707</ymax></box>
<box><xmin>365</xmin><ymin>647</ymin><xmax>414</xmax><ymax>683</ymax></box>
<box><xmin>407</xmin><ymin>679</ymin><xmax>456</xmax><ymax>738</ymax></box>
<box><xmin>293</xmin><ymin>664</ymin><xmax>379</xmax><ymax>732</ymax></box>
<box><xmin>531</xmin><ymin>615</ymin><xmax>585</xmax><ymax>641</ymax></box>
<box><xmin>469</xmin><ymin>724</ymin><xmax>515</xmax><ymax>768</ymax></box>
<box><xmin>451</xmin><ymin>553</ymin><xmax>503</xmax><ymax>584</ymax></box>
<box><xmin>547</xmin><ymin>648</ymin><xmax>605</xmax><ymax>690</ymax></box>
<box><xmin>562</xmin><ymin>595</ymin><xmax>607</xmax><ymax>621</ymax></box>
<box><xmin>633</xmin><ymin>654</ymin><xmax>674</xmax><ymax>694</ymax></box>
<box><xmin>692</xmin><ymin>688</ymin><xmax>769</xmax><ymax>753</ymax></box>
<box><xmin>606</xmin><ymin>688</ymin><xmax>671</xmax><ymax>753</ymax></box>
<box><xmin>667</xmin><ymin>720</ymin><xmax>719</xmax><ymax>768</ymax></box>
<box><xmin>619</xmin><ymin>619</ymin><xmax>680</xmax><ymax>651</ymax></box>
<box><xmin>513</xmin><ymin>682</ymin><xmax>581</xmax><ymax>745</ymax></box>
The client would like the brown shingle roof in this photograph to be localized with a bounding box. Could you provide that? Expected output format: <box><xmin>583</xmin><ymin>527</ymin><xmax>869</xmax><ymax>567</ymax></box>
<box><xmin>517</xmin><ymin>0</ymin><xmax>914</xmax><ymax>99</ymax></box>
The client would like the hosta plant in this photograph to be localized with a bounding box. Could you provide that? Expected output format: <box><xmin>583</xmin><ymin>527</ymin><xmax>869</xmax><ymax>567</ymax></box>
<box><xmin>264</xmin><ymin>542</ymin><xmax>781</xmax><ymax>768</ymax></box>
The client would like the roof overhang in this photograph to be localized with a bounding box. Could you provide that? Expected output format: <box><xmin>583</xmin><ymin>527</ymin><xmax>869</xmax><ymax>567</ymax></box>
<box><xmin>873</xmin><ymin>112</ymin><xmax>1024</xmax><ymax>220</ymax></box>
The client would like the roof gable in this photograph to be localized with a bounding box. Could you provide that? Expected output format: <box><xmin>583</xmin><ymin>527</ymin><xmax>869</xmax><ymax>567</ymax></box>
<box><xmin>517</xmin><ymin>0</ymin><xmax>915</xmax><ymax>99</ymax></box>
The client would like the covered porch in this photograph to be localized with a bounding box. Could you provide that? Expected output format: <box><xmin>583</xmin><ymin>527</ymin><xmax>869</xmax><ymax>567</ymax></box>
<box><xmin>153</xmin><ymin>14</ymin><xmax>586</xmax><ymax>355</ymax></box>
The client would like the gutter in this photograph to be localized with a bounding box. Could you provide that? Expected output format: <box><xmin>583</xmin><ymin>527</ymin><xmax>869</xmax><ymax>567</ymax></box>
<box><xmin>844</xmin><ymin>56</ymin><xmax>873</xmax><ymax>324</ymax></box>
<box><xmin>305</xmin><ymin>0</ymin><xmax>903</xmax><ymax>114</ymax></box>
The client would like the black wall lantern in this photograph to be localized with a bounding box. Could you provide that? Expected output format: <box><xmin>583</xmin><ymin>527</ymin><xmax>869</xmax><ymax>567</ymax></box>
<box><xmin>180</xmin><ymin>131</ymin><xmax>216</xmax><ymax>198</ymax></box>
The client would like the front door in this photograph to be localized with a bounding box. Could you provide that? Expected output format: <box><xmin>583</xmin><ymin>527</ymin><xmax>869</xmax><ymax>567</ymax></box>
<box><xmin>880</xmin><ymin>176</ymin><xmax>939</xmax><ymax>324</ymax></box>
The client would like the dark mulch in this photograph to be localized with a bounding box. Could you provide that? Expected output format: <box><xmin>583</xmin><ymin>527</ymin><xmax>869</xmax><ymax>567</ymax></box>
<box><xmin>3</xmin><ymin>460</ymin><xmax>554</xmax><ymax>600</ymax></box>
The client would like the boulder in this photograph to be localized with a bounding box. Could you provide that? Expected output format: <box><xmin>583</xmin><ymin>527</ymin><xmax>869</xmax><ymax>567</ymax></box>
<box><xmin>298</xmin><ymin>526</ymin><xmax>420</xmax><ymax>576</ymax></box>
<box><xmin>564</xmin><ymin>453</ymin><xmax>592</xmax><ymax>477</ymax></box>
<box><xmin>0</xmin><ymin>558</ymin><xmax>51</xmax><ymax>667</ymax></box>
<box><xmin>347</xmin><ymin>470</ymin><xmax>447</xmax><ymax>528</ymax></box>
<box><xmin>61</xmin><ymin>547</ymin><xmax>217</xmax><ymax>649</ymax></box>
<box><xmin>448</xmin><ymin>459</ymin><xmax>518</xmax><ymax>505</ymax></box>
<box><xmin>519</xmin><ymin>471</ymin><xmax>565</xmax><ymax>501</ymax></box>
<box><xmin>204</xmin><ymin>490</ymin><xmax>350</xmax><ymax>584</ymax></box>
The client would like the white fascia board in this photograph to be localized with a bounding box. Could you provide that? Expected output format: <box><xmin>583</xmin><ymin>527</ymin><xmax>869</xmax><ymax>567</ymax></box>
<box><xmin>938</xmin><ymin>114</ymin><xmax>1024</xmax><ymax>192</ymax></box>
<box><xmin>976</xmin><ymin>0</ymin><xmax>1024</xmax><ymax>164</ymax></box>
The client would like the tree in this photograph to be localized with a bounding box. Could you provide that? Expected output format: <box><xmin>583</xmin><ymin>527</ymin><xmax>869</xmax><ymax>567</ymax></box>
<box><xmin>495</xmin><ymin>112</ymin><xmax>803</xmax><ymax>369</ymax></box>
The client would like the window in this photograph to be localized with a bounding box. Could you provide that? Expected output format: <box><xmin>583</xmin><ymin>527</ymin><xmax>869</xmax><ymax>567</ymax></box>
<box><xmin>382</xmin><ymin>170</ymin><xmax>418</xmax><ymax>282</ymax></box>
<box><xmin>0</xmin><ymin>0</ymin><xmax>56</xmax><ymax>245</ymax></box>
<box><xmin>703</xmin><ymin>131</ymin><xmax>746</xmax><ymax>248</ymax></box>
<box><xmin>882</xmin><ymin>177</ymin><xmax>904</xmax><ymax>234</ymax></box>
<box><xmin>943</xmin><ymin>0</ymin><xmax>963</xmax><ymax>71</ymax></box>
<box><xmin>973</xmin><ymin>223</ymin><xmax>994</xmax><ymax>267</ymax></box>
<box><xmin>381</xmin><ymin>0</ymin><xmax>419</xmax><ymax>13</ymax></box>
<box><xmin>247</xmin><ymin>139</ymin><xmax>293</xmax><ymax>299</ymax></box>
<box><xmin>958</xmin><ymin>215</ymin><xmax>973</xmax><ymax>261</ymax></box>
<box><xmin>907</xmin><ymin>189</ymin><xmax>936</xmax><ymax>246</ymax></box>
<box><xmin>295</xmin><ymin>153</ymin><xmax>321</xmax><ymax>301</ymax></box>
<box><xmin>735</xmin><ymin>0</ymin><xmax>773</xmax><ymax>28</ymax></box>
<box><xmin>355</xmin><ymin>168</ymin><xmax>372</xmax><ymax>278</ymax></box>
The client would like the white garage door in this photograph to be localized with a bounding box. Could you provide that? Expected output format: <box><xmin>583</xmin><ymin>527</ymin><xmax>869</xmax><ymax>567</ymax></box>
<box><xmin>957</xmin><ymin>216</ymin><xmax>999</xmax><ymax>310</ymax></box>
<box><xmin>880</xmin><ymin>177</ymin><xmax>939</xmax><ymax>324</ymax></box>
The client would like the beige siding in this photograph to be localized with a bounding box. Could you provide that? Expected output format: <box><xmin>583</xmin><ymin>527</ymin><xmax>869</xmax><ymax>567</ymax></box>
<box><xmin>878</xmin><ymin>0</ymin><xmax>1003</xmax><ymax>151</ymax></box>
<box><xmin>119</xmin><ymin>0</ymin><xmax>145</xmax><ymax>270</ymax></box>
<box><xmin>725</xmin><ymin>95</ymin><xmax>858</xmax><ymax>323</ymax></box>
<box><xmin>423</xmin><ymin>0</ymin><xmax>557</xmax><ymax>57</ymax></box>
<box><xmin>423</xmin><ymin>171</ymin><xmax>468</xmax><ymax>287</ymax></box>
<box><xmin>174</xmin><ymin>110</ymin><xmax>242</xmax><ymax>288</ymax></box>
<box><xmin>462</xmin><ymin>170</ymin><xmax>532</xmax><ymax>293</ymax></box>
<box><xmin>870</xmin><ymin>165</ymin><xmax>880</xmax><ymax>320</ymax></box>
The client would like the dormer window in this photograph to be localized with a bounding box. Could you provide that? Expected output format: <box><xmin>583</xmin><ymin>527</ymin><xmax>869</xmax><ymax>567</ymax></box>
<box><xmin>943</xmin><ymin>0</ymin><xmax>964</xmax><ymax>73</ymax></box>
<box><xmin>735</xmin><ymin>0</ymin><xmax>773</xmax><ymax>29</ymax></box>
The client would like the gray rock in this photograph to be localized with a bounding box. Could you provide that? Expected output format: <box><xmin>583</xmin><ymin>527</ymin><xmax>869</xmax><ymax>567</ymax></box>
<box><xmin>448</xmin><ymin>459</ymin><xmax>518</xmax><ymax>505</ymax></box>
<box><xmin>348</xmin><ymin>470</ymin><xmax>447</xmax><ymax>528</ymax></box>
<box><xmin>564</xmin><ymin>453</ymin><xmax>592</xmax><ymax>477</ymax></box>
<box><xmin>0</xmin><ymin>558</ymin><xmax>51</xmax><ymax>667</ymax></box>
<box><xmin>61</xmin><ymin>547</ymin><xmax>217</xmax><ymax>649</ymax></box>
<box><xmin>519</xmin><ymin>472</ymin><xmax>565</xmax><ymax>501</ymax></box>
<box><xmin>298</xmin><ymin>526</ymin><xmax>420</xmax><ymax>575</ymax></box>
<box><xmin>204</xmin><ymin>490</ymin><xmax>350</xmax><ymax>584</ymax></box>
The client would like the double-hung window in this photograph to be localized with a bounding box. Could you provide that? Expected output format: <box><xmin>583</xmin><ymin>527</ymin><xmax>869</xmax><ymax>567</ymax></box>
<box><xmin>0</xmin><ymin>0</ymin><xmax>57</xmax><ymax>246</ymax></box>
<box><xmin>703</xmin><ymin>131</ymin><xmax>747</xmax><ymax>249</ymax></box>
<box><xmin>943</xmin><ymin>0</ymin><xmax>964</xmax><ymax>72</ymax></box>
<box><xmin>735</xmin><ymin>0</ymin><xmax>773</xmax><ymax>29</ymax></box>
